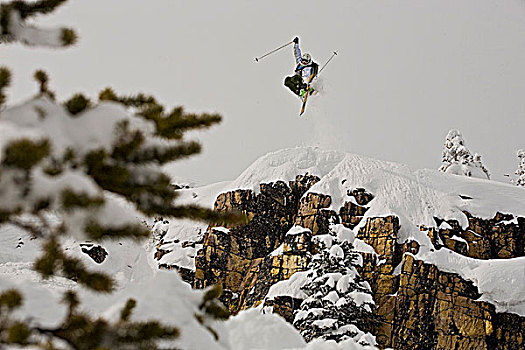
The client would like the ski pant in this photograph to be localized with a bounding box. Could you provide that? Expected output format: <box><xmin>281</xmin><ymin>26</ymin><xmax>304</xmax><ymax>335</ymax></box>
<box><xmin>284</xmin><ymin>74</ymin><xmax>306</xmax><ymax>95</ymax></box>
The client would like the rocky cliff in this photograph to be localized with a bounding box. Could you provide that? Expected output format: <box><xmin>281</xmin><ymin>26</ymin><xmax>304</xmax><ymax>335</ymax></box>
<box><xmin>155</xmin><ymin>148</ymin><xmax>525</xmax><ymax>349</ymax></box>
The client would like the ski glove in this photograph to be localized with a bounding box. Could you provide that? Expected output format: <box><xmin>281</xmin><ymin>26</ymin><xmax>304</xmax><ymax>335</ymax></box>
<box><xmin>293</xmin><ymin>37</ymin><xmax>299</xmax><ymax>44</ymax></box>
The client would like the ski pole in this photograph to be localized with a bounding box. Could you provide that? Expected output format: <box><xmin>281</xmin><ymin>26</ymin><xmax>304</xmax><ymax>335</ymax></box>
<box><xmin>317</xmin><ymin>51</ymin><xmax>338</xmax><ymax>76</ymax></box>
<box><xmin>255</xmin><ymin>40</ymin><xmax>294</xmax><ymax>62</ymax></box>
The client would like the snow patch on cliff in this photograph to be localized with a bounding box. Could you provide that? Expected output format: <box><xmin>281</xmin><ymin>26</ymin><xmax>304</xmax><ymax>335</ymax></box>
<box><xmin>419</xmin><ymin>250</ymin><xmax>525</xmax><ymax>316</ymax></box>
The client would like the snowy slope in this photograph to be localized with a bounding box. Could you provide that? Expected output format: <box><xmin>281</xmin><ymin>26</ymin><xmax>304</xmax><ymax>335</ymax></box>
<box><xmin>188</xmin><ymin>147</ymin><xmax>525</xmax><ymax>224</ymax></box>
<box><xmin>178</xmin><ymin>146</ymin><xmax>525</xmax><ymax>244</ymax></box>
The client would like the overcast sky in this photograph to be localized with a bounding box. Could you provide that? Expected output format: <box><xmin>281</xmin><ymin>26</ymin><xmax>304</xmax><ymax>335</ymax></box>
<box><xmin>2</xmin><ymin>0</ymin><xmax>525</xmax><ymax>185</ymax></box>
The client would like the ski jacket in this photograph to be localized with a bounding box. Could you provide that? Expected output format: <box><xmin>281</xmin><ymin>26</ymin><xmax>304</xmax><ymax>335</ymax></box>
<box><xmin>294</xmin><ymin>42</ymin><xmax>318</xmax><ymax>82</ymax></box>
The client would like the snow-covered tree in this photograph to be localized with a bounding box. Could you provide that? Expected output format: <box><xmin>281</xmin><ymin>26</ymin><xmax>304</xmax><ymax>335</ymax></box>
<box><xmin>0</xmin><ymin>0</ymin><xmax>77</xmax><ymax>47</ymax></box>
<box><xmin>0</xmin><ymin>1</ymin><xmax>236</xmax><ymax>348</ymax></box>
<box><xmin>439</xmin><ymin>129</ymin><xmax>490</xmax><ymax>180</ymax></box>
<box><xmin>514</xmin><ymin>149</ymin><xmax>525</xmax><ymax>187</ymax></box>
<box><xmin>293</xmin><ymin>225</ymin><xmax>376</xmax><ymax>345</ymax></box>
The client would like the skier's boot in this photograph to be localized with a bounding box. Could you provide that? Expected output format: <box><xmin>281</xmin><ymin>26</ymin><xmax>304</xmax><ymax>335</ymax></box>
<box><xmin>300</xmin><ymin>85</ymin><xmax>316</xmax><ymax>98</ymax></box>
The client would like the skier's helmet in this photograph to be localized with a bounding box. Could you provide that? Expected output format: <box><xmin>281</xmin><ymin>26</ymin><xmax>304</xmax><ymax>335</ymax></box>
<box><xmin>301</xmin><ymin>53</ymin><xmax>312</xmax><ymax>65</ymax></box>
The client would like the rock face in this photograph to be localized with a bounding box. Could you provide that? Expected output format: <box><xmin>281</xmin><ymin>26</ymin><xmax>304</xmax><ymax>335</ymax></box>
<box><xmin>190</xmin><ymin>174</ymin><xmax>525</xmax><ymax>349</ymax></box>
<box><xmin>80</xmin><ymin>243</ymin><xmax>108</xmax><ymax>264</ymax></box>
<box><xmin>344</xmin><ymin>214</ymin><xmax>525</xmax><ymax>349</ymax></box>
<box><xmin>427</xmin><ymin>212</ymin><xmax>525</xmax><ymax>259</ymax></box>
<box><xmin>194</xmin><ymin>174</ymin><xmax>321</xmax><ymax>312</ymax></box>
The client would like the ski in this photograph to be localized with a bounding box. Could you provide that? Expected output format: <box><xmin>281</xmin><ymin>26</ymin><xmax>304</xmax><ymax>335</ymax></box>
<box><xmin>299</xmin><ymin>74</ymin><xmax>315</xmax><ymax>116</ymax></box>
<box><xmin>299</xmin><ymin>86</ymin><xmax>312</xmax><ymax>116</ymax></box>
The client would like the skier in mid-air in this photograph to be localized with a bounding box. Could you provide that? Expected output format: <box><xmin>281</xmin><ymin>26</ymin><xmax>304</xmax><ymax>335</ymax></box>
<box><xmin>284</xmin><ymin>37</ymin><xmax>319</xmax><ymax>98</ymax></box>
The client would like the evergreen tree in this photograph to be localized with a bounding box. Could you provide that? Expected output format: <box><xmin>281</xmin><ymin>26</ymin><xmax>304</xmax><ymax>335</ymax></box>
<box><xmin>439</xmin><ymin>129</ymin><xmax>490</xmax><ymax>179</ymax></box>
<box><xmin>293</xmin><ymin>225</ymin><xmax>376</xmax><ymax>345</ymax></box>
<box><xmin>514</xmin><ymin>149</ymin><xmax>525</xmax><ymax>187</ymax></box>
<box><xmin>0</xmin><ymin>0</ymin><xmax>77</xmax><ymax>47</ymax></box>
<box><xmin>0</xmin><ymin>1</ymin><xmax>236</xmax><ymax>348</ymax></box>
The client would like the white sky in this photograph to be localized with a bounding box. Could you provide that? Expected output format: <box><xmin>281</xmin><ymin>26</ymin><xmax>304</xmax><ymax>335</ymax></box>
<box><xmin>2</xmin><ymin>0</ymin><xmax>525</xmax><ymax>185</ymax></box>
